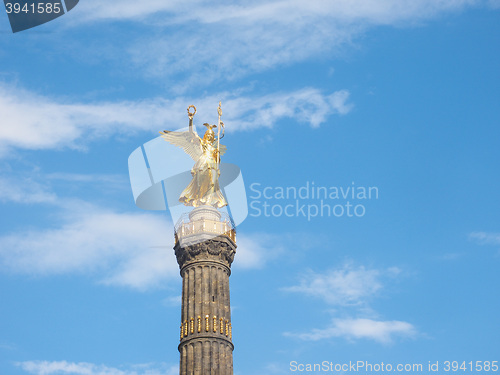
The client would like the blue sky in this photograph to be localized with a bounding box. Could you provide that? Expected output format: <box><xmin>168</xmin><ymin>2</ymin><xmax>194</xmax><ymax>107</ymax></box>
<box><xmin>0</xmin><ymin>1</ymin><xmax>499</xmax><ymax>374</ymax></box>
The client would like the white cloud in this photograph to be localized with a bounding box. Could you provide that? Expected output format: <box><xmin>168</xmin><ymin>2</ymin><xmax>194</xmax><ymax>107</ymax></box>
<box><xmin>234</xmin><ymin>231</ymin><xmax>324</xmax><ymax>269</ymax></box>
<box><xmin>46</xmin><ymin>172</ymin><xmax>128</xmax><ymax>185</ymax></box>
<box><xmin>0</xmin><ymin>174</ymin><xmax>56</xmax><ymax>204</ymax></box>
<box><xmin>469</xmin><ymin>231</ymin><xmax>500</xmax><ymax>246</ymax></box>
<box><xmin>74</xmin><ymin>0</ymin><xmax>484</xmax><ymax>24</ymax></box>
<box><xmin>283</xmin><ymin>264</ymin><xmax>399</xmax><ymax>306</ymax></box>
<box><xmin>438</xmin><ymin>252</ymin><xmax>464</xmax><ymax>260</ymax></box>
<box><xmin>485</xmin><ymin>0</ymin><xmax>500</xmax><ymax>7</ymax></box>
<box><xmin>74</xmin><ymin>0</ymin><xmax>186</xmax><ymax>22</ymax></box>
<box><xmin>221</xmin><ymin>89</ymin><xmax>352</xmax><ymax>130</ymax></box>
<box><xmin>0</xmin><ymin>204</ymin><xmax>179</xmax><ymax>290</ymax></box>
<box><xmin>0</xmin><ymin>82</ymin><xmax>170</xmax><ymax>153</ymax></box>
<box><xmin>17</xmin><ymin>361</ymin><xmax>177</xmax><ymax>375</ymax></box>
<box><xmin>0</xmin><ymin>168</ymin><xmax>129</xmax><ymax>205</ymax></box>
<box><xmin>126</xmin><ymin>21</ymin><xmax>354</xmax><ymax>89</ymax></box>
<box><xmin>163</xmin><ymin>295</ymin><xmax>182</xmax><ymax>307</ymax></box>
<box><xmin>67</xmin><ymin>0</ymin><xmax>490</xmax><ymax>87</ymax></box>
<box><xmin>0</xmin><ymin>82</ymin><xmax>350</xmax><ymax>154</ymax></box>
<box><xmin>285</xmin><ymin>318</ymin><xmax>416</xmax><ymax>344</ymax></box>
<box><xmin>283</xmin><ymin>263</ymin><xmax>415</xmax><ymax>343</ymax></box>
<box><xmin>233</xmin><ymin>233</ymin><xmax>285</xmax><ymax>269</ymax></box>
<box><xmin>0</xmin><ymin>341</ymin><xmax>16</xmax><ymax>351</ymax></box>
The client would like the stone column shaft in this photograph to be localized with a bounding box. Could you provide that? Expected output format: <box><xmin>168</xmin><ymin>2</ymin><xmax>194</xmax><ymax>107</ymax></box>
<box><xmin>175</xmin><ymin>236</ymin><xmax>236</xmax><ymax>375</ymax></box>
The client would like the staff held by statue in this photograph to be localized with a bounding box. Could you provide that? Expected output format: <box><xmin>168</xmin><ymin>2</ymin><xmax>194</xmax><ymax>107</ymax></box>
<box><xmin>217</xmin><ymin>101</ymin><xmax>225</xmax><ymax>171</ymax></box>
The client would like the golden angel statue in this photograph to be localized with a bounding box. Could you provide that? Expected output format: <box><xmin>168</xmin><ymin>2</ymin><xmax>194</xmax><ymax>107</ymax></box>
<box><xmin>160</xmin><ymin>103</ymin><xmax>227</xmax><ymax>208</ymax></box>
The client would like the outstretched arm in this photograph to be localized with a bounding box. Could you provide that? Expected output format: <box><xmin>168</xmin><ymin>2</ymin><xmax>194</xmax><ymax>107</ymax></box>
<box><xmin>187</xmin><ymin>105</ymin><xmax>196</xmax><ymax>134</ymax></box>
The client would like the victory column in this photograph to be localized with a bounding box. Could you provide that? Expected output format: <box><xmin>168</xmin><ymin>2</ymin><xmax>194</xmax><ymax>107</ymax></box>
<box><xmin>160</xmin><ymin>103</ymin><xmax>237</xmax><ymax>375</ymax></box>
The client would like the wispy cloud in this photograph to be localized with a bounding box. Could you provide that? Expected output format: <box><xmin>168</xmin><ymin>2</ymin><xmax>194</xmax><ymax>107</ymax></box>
<box><xmin>283</xmin><ymin>263</ymin><xmax>414</xmax><ymax>343</ymax></box>
<box><xmin>285</xmin><ymin>318</ymin><xmax>416</xmax><ymax>344</ymax></box>
<box><xmin>75</xmin><ymin>0</ymin><xmax>485</xmax><ymax>24</ymax></box>
<box><xmin>16</xmin><ymin>360</ymin><xmax>178</xmax><ymax>375</ymax></box>
<box><xmin>221</xmin><ymin>89</ymin><xmax>352</xmax><ymax>130</ymax></box>
<box><xmin>0</xmin><ymin>203</ymin><xmax>178</xmax><ymax>290</ymax></box>
<box><xmin>0</xmin><ymin>173</ymin><xmax>56</xmax><ymax>204</ymax></box>
<box><xmin>233</xmin><ymin>233</ymin><xmax>285</xmax><ymax>269</ymax></box>
<box><xmin>489</xmin><ymin>0</ymin><xmax>500</xmax><ymax>8</ymax></box>
<box><xmin>469</xmin><ymin>231</ymin><xmax>500</xmax><ymax>246</ymax></box>
<box><xmin>438</xmin><ymin>252</ymin><xmax>465</xmax><ymax>261</ymax></box>
<box><xmin>0</xmin><ymin>82</ymin><xmax>169</xmax><ymax>153</ymax></box>
<box><xmin>0</xmin><ymin>341</ymin><xmax>17</xmax><ymax>351</ymax></box>
<box><xmin>0</xmin><ymin>82</ymin><xmax>350</xmax><ymax>154</ymax></box>
<box><xmin>162</xmin><ymin>295</ymin><xmax>182</xmax><ymax>307</ymax></box>
<box><xmin>0</xmin><ymin>167</ymin><xmax>128</xmax><ymax>205</ymax></box>
<box><xmin>283</xmin><ymin>263</ymin><xmax>400</xmax><ymax>306</ymax></box>
<box><xmin>46</xmin><ymin>172</ymin><xmax>128</xmax><ymax>185</ymax></box>
<box><xmin>67</xmin><ymin>0</ymin><xmax>490</xmax><ymax>87</ymax></box>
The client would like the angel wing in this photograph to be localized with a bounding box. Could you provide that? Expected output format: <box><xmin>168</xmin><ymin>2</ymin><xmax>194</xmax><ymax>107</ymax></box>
<box><xmin>214</xmin><ymin>141</ymin><xmax>227</xmax><ymax>157</ymax></box>
<box><xmin>160</xmin><ymin>130</ymin><xmax>203</xmax><ymax>161</ymax></box>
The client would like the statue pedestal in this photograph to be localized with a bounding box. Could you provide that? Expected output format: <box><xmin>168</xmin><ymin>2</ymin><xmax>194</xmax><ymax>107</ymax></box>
<box><xmin>189</xmin><ymin>205</ymin><xmax>222</xmax><ymax>222</ymax></box>
<box><xmin>174</xmin><ymin>206</ymin><xmax>236</xmax><ymax>247</ymax></box>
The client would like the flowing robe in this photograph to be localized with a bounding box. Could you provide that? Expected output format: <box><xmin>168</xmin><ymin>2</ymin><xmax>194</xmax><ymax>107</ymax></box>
<box><xmin>179</xmin><ymin>140</ymin><xmax>227</xmax><ymax>208</ymax></box>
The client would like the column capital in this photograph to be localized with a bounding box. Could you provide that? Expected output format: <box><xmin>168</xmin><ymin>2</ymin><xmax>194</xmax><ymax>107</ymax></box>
<box><xmin>174</xmin><ymin>236</ymin><xmax>236</xmax><ymax>271</ymax></box>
